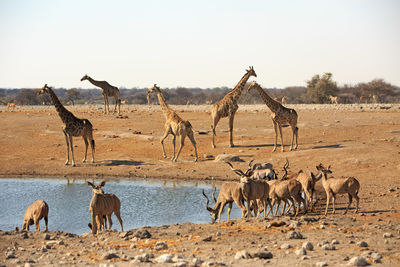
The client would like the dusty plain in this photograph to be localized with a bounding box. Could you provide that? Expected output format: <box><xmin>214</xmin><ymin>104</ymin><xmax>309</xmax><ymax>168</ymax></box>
<box><xmin>1</xmin><ymin>103</ymin><xmax>400</xmax><ymax>266</ymax></box>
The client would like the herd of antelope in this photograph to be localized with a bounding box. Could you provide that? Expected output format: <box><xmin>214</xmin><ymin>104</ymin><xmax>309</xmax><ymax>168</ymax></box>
<box><xmin>203</xmin><ymin>159</ymin><xmax>360</xmax><ymax>224</ymax></box>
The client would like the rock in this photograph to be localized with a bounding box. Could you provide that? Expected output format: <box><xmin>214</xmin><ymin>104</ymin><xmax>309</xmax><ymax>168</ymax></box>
<box><xmin>322</xmin><ymin>244</ymin><xmax>336</xmax><ymax>250</ymax></box>
<box><xmin>347</xmin><ymin>256</ymin><xmax>368</xmax><ymax>266</ymax></box>
<box><xmin>383</xmin><ymin>233</ymin><xmax>393</xmax><ymax>238</ymax></box>
<box><xmin>193</xmin><ymin>258</ymin><xmax>204</xmax><ymax>265</ymax></box>
<box><xmin>173</xmin><ymin>262</ymin><xmax>188</xmax><ymax>267</ymax></box>
<box><xmin>135</xmin><ymin>229</ymin><xmax>151</xmax><ymax>239</ymax></box>
<box><xmin>251</xmin><ymin>251</ymin><xmax>273</xmax><ymax>259</ymax></box>
<box><xmin>24</xmin><ymin>263</ymin><xmax>34</xmax><ymax>267</ymax></box>
<box><xmin>331</xmin><ymin>239</ymin><xmax>340</xmax><ymax>245</ymax></box>
<box><xmin>370</xmin><ymin>252</ymin><xmax>382</xmax><ymax>260</ymax></box>
<box><xmin>119</xmin><ymin>231</ymin><xmax>133</xmax><ymax>238</ymax></box>
<box><xmin>302</xmin><ymin>241</ymin><xmax>314</xmax><ymax>251</ymax></box>
<box><xmin>287</xmin><ymin>231</ymin><xmax>303</xmax><ymax>239</ymax></box>
<box><xmin>315</xmin><ymin>262</ymin><xmax>328</xmax><ymax>267</ymax></box>
<box><xmin>43</xmin><ymin>233</ymin><xmax>51</xmax><ymax>240</ymax></box>
<box><xmin>102</xmin><ymin>252</ymin><xmax>119</xmax><ymax>260</ymax></box>
<box><xmin>155</xmin><ymin>241</ymin><xmax>168</xmax><ymax>250</ymax></box>
<box><xmin>289</xmin><ymin>221</ymin><xmax>301</xmax><ymax>228</ymax></box>
<box><xmin>156</xmin><ymin>254</ymin><xmax>174</xmax><ymax>263</ymax></box>
<box><xmin>280</xmin><ymin>243</ymin><xmax>292</xmax><ymax>249</ymax></box>
<box><xmin>203</xmin><ymin>154</ymin><xmax>214</xmax><ymax>160</ymax></box>
<box><xmin>295</xmin><ymin>247</ymin><xmax>307</xmax><ymax>256</ymax></box>
<box><xmin>357</xmin><ymin>241</ymin><xmax>368</xmax><ymax>247</ymax></box>
<box><xmin>21</xmin><ymin>232</ymin><xmax>28</xmax><ymax>239</ymax></box>
<box><xmin>202</xmin><ymin>236</ymin><xmax>212</xmax><ymax>242</ymax></box>
<box><xmin>235</xmin><ymin>250</ymin><xmax>250</xmax><ymax>260</ymax></box>
<box><xmin>214</xmin><ymin>154</ymin><xmax>244</xmax><ymax>162</ymax></box>
<box><xmin>130</xmin><ymin>244</ymin><xmax>136</xmax><ymax>249</ymax></box>
<box><xmin>301</xmin><ymin>256</ymin><xmax>309</xmax><ymax>260</ymax></box>
<box><xmin>303</xmin><ymin>217</ymin><xmax>319</xmax><ymax>222</ymax></box>
<box><xmin>5</xmin><ymin>250</ymin><xmax>15</xmax><ymax>259</ymax></box>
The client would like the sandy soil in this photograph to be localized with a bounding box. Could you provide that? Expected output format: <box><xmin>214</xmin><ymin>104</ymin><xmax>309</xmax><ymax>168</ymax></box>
<box><xmin>1</xmin><ymin>103</ymin><xmax>400</xmax><ymax>266</ymax></box>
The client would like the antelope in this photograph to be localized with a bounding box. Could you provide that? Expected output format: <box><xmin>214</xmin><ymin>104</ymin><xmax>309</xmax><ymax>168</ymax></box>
<box><xmin>295</xmin><ymin>170</ymin><xmax>322</xmax><ymax>212</ymax></box>
<box><xmin>21</xmin><ymin>200</ymin><xmax>49</xmax><ymax>232</ymax></box>
<box><xmin>202</xmin><ymin>183</ymin><xmax>246</xmax><ymax>223</ymax></box>
<box><xmin>315</xmin><ymin>164</ymin><xmax>360</xmax><ymax>216</ymax></box>
<box><xmin>226</xmin><ymin>161</ymin><xmax>270</xmax><ymax>218</ymax></box>
<box><xmin>87</xmin><ymin>181</ymin><xmax>123</xmax><ymax>234</ymax></box>
<box><xmin>250</xmin><ymin>160</ymin><xmax>277</xmax><ymax>180</ymax></box>
<box><xmin>7</xmin><ymin>102</ymin><xmax>15</xmax><ymax>111</ymax></box>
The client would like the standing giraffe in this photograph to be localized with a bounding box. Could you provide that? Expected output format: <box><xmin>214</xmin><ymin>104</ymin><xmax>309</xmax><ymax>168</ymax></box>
<box><xmin>147</xmin><ymin>84</ymin><xmax>198</xmax><ymax>162</ymax></box>
<box><xmin>210</xmin><ymin>66</ymin><xmax>257</xmax><ymax>148</ymax></box>
<box><xmin>80</xmin><ymin>75</ymin><xmax>121</xmax><ymax>115</ymax></box>
<box><xmin>37</xmin><ymin>84</ymin><xmax>95</xmax><ymax>166</ymax></box>
<box><xmin>247</xmin><ymin>81</ymin><xmax>298</xmax><ymax>152</ymax></box>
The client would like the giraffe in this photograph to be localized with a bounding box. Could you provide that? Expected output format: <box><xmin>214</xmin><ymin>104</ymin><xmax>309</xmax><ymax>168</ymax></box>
<box><xmin>147</xmin><ymin>84</ymin><xmax>198</xmax><ymax>162</ymax></box>
<box><xmin>80</xmin><ymin>75</ymin><xmax>121</xmax><ymax>115</ymax></box>
<box><xmin>247</xmin><ymin>81</ymin><xmax>298</xmax><ymax>152</ymax></box>
<box><xmin>37</xmin><ymin>84</ymin><xmax>95</xmax><ymax>167</ymax></box>
<box><xmin>210</xmin><ymin>66</ymin><xmax>257</xmax><ymax>148</ymax></box>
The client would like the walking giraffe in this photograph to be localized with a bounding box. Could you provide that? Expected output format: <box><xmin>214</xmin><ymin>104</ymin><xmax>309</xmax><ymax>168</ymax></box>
<box><xmin>147</xmin><ymin>84</ymin><xmax>198</xmax><ymax>162</ymax></box>
<box><xmin>80</xmin><ymin>75</ymin><xmax>121</xmax><ymax>115</ymax></box>
<box><xmin>210</xmin><ymin>66</ymin><xmax>257</xmax><ymax>148</ymax></box>
<box><xmin>247</xmin><ymin>81</ymin><xmax>298</xmax><ymax>152</ymax></box>
<box><xmin>37</xmin><ymin>84</ymin><xmax>95</xmax><ymax>166</ymax></box>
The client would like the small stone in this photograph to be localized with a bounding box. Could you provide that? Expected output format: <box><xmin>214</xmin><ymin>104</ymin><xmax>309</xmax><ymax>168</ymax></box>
<box><xmin>135</xmin><ymin>229</ymin><xmax>151</xmax><ymax>239</ymax></box>
<box><xmin>251</xmin><ymin>251</ymin><xmax>273</xmax><ymax>259</ymax></box>
<box><xmin>192</xmin><ymin>258</ymin><xmax>204</xmax><ymax>265</ymax></box>
<box><xmin>370</xmin><ymin>252</ymin><xmax>382</xmax><ymax>260</ymax></box>
<box><xmin>235</xmin><ymin>250</ymin><xmax>250</xmax><ymax>260</ymax></box>
<box><xmin>287</xmin><ymin>231</ymin><xmax>303</xmax><ymax>239</ymax></box>
<box><xmin>295</xmin><ymin>247</ymin><xmax>307</xmax><ymax>256</ymax></box>
<box><xmin>315</xmin><ymin>262</ymin><xmax>328</xmax><ymax>267</ymax></box>
<box><xmin>347</xmin><ymin>256</ymin><xmax>368</xmax><ymax>266</ymax></box>
<box><xmin>6</xmin><ymin>250</ymin><xmax>15</xmax><ymax>259</ymax></box>
<box><xmin>357</xmin><ymin>241</ymin><xmax>368</xmax><ymax>247</ymax></box>
<box><xmin>155</xmin><ymin>254</ymin><xmax>174</xmax><ymax>263</ymax></box>
<box><xmin>322</xmin><ymin>244</ymin><xmax>336</xmax><ymax>250</ymax></box>
<box><xmin>280</xmin><ymin>243</ymin><xmax>292</xmax><ymax>249</ymax></box>
<box><xmin>43</xmin><ymin>233</ymin><xmax>51</xmax><ymax>240</ymax></box>
<box><xmin>202</xmin><ymin>236</ymin><xmax>212</xmax><ymax>242</ymax></box>
<box><xmin>302</xmin><ymin>241</ymin><xmax>314</xmax><ymax>251</ymax></box>
<box><xmin>301</xmin><ymin>256</ymin><xmax>309</xmax><ymax>260</ymax></box>
<box><xmin>173</xmin><ymin>262</ymin><xmax>188</xmax><ymax>267</ymax></box>
<box><xmin>155</xmin><ymin>241</ymin><xmax>168</xmax><ymax>251</ymax></box>
<box><xmin>102</xmin><ymin>252</ymin><xmax>119</xmax><ymax>260</ymax></box>
<box><xmin>331</xmin><ymin>239</ymin><xmax>340</xmax><ymax>245</ymax></box>
<box><xmin>383</xmin><ymin>233</ymin><xmax>393</xmax><ymax>238</ymax></box>
<box><xmin>130</xmin><ymin>244</ymin><xmax>136</xmax><ymax>249</ymax></box>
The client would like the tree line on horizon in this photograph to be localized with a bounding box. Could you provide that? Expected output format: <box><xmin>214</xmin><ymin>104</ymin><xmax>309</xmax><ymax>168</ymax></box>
<box><xmin>1</xmin><ymin>74</ymin><xmax>399</xmax><ymax>106</ymax></box>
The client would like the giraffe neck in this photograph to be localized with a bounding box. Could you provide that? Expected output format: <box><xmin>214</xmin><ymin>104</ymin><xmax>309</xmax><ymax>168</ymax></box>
<box><xmin>229</xmin><ymin>71</ymin><xmax>253</xmax><ymax>101</ymax></box>
<box><xmin>86</xmin><ymin>77</ymin><xmax>104</xmax><ymax>89</ymax></box>
<box><xmin>47</xmin><ymin>88</ymin><xmax>75</xmax><ymax>124</ymax></box>
<box><xmin>155</xmin><ymin>89</ymin><xmax>172</xmax><ymax>116</ymax></box>
<box><xmin>253</xmin><ymin>85</ymin><xmax>281</xmax><ymax>112</ymax></box>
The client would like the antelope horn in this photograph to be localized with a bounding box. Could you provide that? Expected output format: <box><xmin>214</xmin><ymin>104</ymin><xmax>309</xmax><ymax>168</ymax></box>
<box><xmin>225</xmin><ymin>162</ymin><xmax>246</xmax><ymax>176</ymax></box>
<box><xmin>248</xmin><ymin>159</ymin><xmax>254</xmax><ymax>169</ymax></box>
<box><xmin>284</xmin><ymin>158</ymin><xmax>289</xmax><ymax>169</ymax></box>
<box><xmin>202</xmin><ymin>190</ymin><xmax>213</xmax><ymax>212</ymax></box>
<box><xmin>212</xmin><ymin>187</ymin><xmax>217</xmax><ymax>203</ymax></box>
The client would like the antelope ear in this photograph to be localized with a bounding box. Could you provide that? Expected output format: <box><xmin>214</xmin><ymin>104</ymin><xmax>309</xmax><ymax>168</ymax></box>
<box><xmin>100</xmin><ymin>181</ymin><xmax>106</xmax><ymax>187</ymax></box>
<box><xmin>87</xmin><ymin>181</ymin><xmax>94</xmax><ymax>188</ymax></box>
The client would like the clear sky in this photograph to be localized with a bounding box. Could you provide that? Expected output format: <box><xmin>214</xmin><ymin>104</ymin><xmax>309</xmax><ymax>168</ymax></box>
<box><xmin>0</xmin><ymin>0</ymin><xmax>399</xmax><ymax>89</ymax></box>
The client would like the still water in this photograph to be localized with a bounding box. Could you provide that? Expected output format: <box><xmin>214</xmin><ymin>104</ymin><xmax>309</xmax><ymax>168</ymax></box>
<box><xmin>0</xmin><ymin>178</ymin><xmax>243</xmax><ymax>235</ymax></box>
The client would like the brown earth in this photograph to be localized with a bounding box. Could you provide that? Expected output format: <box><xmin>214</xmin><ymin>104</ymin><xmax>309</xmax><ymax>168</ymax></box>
<box><xmin>1</xmin><ymin>104</ymin><xmax>400</xmax><ymax>266</ymax></box>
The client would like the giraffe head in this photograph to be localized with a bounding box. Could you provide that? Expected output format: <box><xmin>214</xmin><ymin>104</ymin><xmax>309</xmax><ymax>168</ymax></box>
<box><xmin>247</xmin><ymin>81</ymin><xmax>260</xmax><ymax>93</ymax></box>
<box><xmin>87</xmin><ymin>181</ymin><xmax>106</xmax><ymax>195</ymax></box>
<box><xmin>37</xmin><ymin>84</ymin><xmax>51</xmax><ymax>96</ymax></box>
<box><xmin>246</xmin><ymin>66</ymin><xmax>257</xmax><ymax>78</ymax></box>
<box><xmin>80</xmin><ymin>74</ymin><xmax>89</xmax><ymax>82</ymax></box>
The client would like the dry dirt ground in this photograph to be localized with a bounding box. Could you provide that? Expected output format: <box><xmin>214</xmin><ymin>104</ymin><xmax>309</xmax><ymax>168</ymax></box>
<box><xmin>1</xmin><ymin>104</ymin><xmax>400</xmax><ymax>266</ymax></box>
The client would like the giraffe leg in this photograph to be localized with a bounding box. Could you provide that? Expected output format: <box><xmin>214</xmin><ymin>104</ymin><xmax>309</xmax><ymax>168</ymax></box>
<box><xmin>272</xmin><ymin>120</ymin><xmax>278</xmax><ymax>152</ymax></box>
<box><xmin>173</xmin><ymin>135</ymin><xmax>186</xmax><ymax>162</ymax></box>
<box><xmin>82</xmin><ymin>137</ymin><xmax>88</xmax><ymax>163</ymax></box>
<box><xmin>290</xmin><ymin>125</ymin><xmax>296</xmax><ymax>151</ymax></box>
<box><xmin>68</xmin><ymin>135</ymin><xmax>76</xmax><ymax>167</ymax></box>
<box><xmin>89</xmin><ymin>134</ymin><xmax>95</xmax><ymax>163</ymax></box>
<box><xmin>63</xmin><ymin>130</ymin><xmax>70</xmax><ymax>165</ymax></box>
<box><xmin>113</xmin><ymin>96</ymin><xmax>118</xmax><ymax>115</ymax></box>
<box><xmin>278</xmin><ymin>125</ymin><xmax>284</xmax><ymax>152</ymax></box>
<box><xmin>211</xmin><ymin>114</ymin><xmax>220</xmax><ymax>148</ymax></box>
<box><xmin>106</xmin><ymin>96</ymin><xmax>110</xmax><ymax>114</ymax></box>
<box><xmin>160</xmin><ymin>129</ymin><xmax>170</xmax><ymax>159</ymax></box>
<box><xmin>171</xmin><ymin>134</ymin><xmax>177</xmax><ymax>161</ymax></box>
<box><xmin>103</xmin><ymin>95</ymin><xmax>108</xmax><ymax>114</ymax></box>
<box><xmin>187</xmin><ymin>129</ymin><xmax>198</xmax><ymax>162</ymax></box>
<box><xmin>228</xmin><ymin>114</ymin><xmax>235</xmax><ymax>147</ymax></box>
<box><xmin>294</xmin><ymin>126</ymin><xmax>299</xmax><ymax>150</ymax></box>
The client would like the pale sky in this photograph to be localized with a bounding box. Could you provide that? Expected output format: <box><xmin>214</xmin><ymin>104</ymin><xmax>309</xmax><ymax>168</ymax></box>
<box><xmin>0</xmin><ymin>0</ymin><xmax>399</xmax><ymax>89</ymax></box>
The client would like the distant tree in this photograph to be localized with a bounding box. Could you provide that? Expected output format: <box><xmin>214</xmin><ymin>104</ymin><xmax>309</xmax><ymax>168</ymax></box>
<box><xmin>15</xmin><ymin>89</ymin><xmax>41</xmax><ymax>105</ymax></box>
<box><xmin>66</xmin><ymin>88</ymin><xmax>80</xmax><ymax>106</ymax></box>
<box><xmin>306</xmin><ymin>73</ymin><xmax>338</xmax><ymax>103</ymax></box>
<box><xmin>355</xmin><ymin>79</ymin><xmax>398</xmax><ymax>103</ymax></box>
